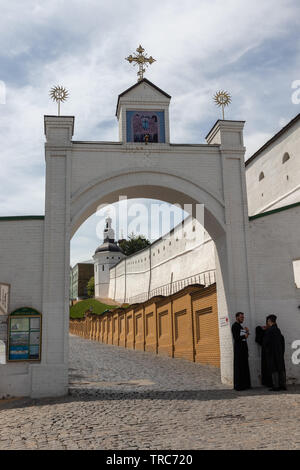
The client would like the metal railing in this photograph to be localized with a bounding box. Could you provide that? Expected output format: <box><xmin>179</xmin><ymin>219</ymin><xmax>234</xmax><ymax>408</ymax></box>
<box><xmin>124</xmin><ymin>269</ymin><xmax>216</xmax><ymax>305</ymax></box>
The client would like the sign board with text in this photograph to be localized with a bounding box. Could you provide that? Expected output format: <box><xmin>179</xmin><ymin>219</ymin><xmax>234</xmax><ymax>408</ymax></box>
<box><xmin>0</xmin><ymin>283</ymin><xmax>10</xmax><ymax>315</ymax></box>
<box><xmin>219</xmin><ymin>316</ymin><xmax>229</xmax><ymax>328</ymax></box>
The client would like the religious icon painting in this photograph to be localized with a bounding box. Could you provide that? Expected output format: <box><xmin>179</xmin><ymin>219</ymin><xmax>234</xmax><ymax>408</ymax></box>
<box><xmin>126</xmin><ymin>110</ymin><xmax>165</xmax><ymax>143</ymax></box>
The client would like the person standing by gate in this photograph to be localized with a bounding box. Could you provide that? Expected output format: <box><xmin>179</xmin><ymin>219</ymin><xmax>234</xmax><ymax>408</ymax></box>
<box><xmin>255</xmin><ymin>320</ymin><xmax>273</xmax><ymax>388</ymax></box>
<box><xmin>232</xmin><ymin>312</ymin><xmax>251</xmax><ymax>391</ymax></box>
<box><xmin>264</xmin><ymin>314</ymin><xmax>286</xmax><ymax>391</ymax></box>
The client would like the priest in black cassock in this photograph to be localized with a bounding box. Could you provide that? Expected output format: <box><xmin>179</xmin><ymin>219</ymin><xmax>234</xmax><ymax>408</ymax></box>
<box><xmin>264</xmin><ymin>314</ymin><xmax>286</xmax><ymax>391</ymax></box>
<box><xmin>255</xmin><ymin>321</ymin><xmax>273</xmax><ymax>387</ymax></box>
<box><xmin>231</xmin><ymin>312</ymin><xmax>251</xmax><ymax>391</ymax></box>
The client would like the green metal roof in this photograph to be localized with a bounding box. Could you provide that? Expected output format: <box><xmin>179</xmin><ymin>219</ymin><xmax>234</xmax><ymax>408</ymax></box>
<box><xmin>0</xmin><ymin>216</ymin><xmax>44</xmax><ymax>221</ymax></box>
<box><xmin>249</xmin><ymin>201</ymin><xmax>300</xmax><ymax>221</ymax></box>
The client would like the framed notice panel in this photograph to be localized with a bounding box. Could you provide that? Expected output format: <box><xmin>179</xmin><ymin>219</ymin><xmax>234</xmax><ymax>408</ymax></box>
<box><xmin>7</xmin><ymin>307</ymin><xmax>42</xmax><ymax>361</ymax></box>
<box><xmin>0</xmin><ymin>283</ymin><xmax>10</xmax><ymax>315</ymax></box>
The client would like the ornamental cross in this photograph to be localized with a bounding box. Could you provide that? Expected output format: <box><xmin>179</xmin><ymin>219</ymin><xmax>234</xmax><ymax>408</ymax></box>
<box><xmin>125</xmin><ymin>45</ymin><xmax>156</xmax><ymax>82</ymax></box>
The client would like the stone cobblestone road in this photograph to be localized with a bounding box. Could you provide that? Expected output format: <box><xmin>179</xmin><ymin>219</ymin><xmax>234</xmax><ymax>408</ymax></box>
<box><xmin>1</xmin><ymin>334</ymin><xmax>300</xmax><ymax>450</ymax></box>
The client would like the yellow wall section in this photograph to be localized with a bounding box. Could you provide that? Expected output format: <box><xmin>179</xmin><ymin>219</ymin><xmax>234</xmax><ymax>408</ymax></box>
<box><xmin>70</xmin><ymin>284</ymin><xmax>220</xmax><ymax>368</ymax></box>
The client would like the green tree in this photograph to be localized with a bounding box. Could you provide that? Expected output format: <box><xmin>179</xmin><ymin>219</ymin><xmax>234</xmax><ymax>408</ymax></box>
<box><xmin>119</xmin><ymin>233</ymin><xmax>150</xmax><ymax>256</ymax></box>
<box><xmin>87</xmin><ymin>276</ymin><xmax>95</xmax><ymax>298</ymax></box>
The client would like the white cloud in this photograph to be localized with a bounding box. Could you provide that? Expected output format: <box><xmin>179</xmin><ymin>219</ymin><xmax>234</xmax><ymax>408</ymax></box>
<box><xmin>244</xmin><ymin>131</ymin><xmax>273</xmax><ymax>159</ymax></box>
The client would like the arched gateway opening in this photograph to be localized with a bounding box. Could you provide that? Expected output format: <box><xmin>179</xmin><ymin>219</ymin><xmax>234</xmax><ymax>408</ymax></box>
<box><xmin>38</xmin><ymin>78</ymin><xmax>256</xmax><ymax>398</ymax></box>
<box><xmin>70</xmin><ymin>181</ymin><xmax>228</xmax><ymax>376</ymax></box>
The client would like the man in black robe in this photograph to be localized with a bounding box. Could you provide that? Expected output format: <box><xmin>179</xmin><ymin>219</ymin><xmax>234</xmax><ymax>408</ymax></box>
<box><xmin>255</xmin><ymin>322</ymin><xmax>272</xmax><ymax>387</ymax></box>
<box><xmin>264</xmin><ymin>314</ymin><xmax>286</xmax><ymax>391</ymax></box>
<box><xmin>232</xmin><ymin>312</ymin><xmax>251</xmax><ymax>391</ymax></box>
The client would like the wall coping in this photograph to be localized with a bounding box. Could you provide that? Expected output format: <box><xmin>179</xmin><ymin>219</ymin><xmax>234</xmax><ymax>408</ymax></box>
<box><xmin>249</xmin><ymin>201</ymin><xmax>300</xmax><ymax>221</ymax></box>
<box><xmin>0</xmin><ymin>216</ymin><xmax>44</xmax><ymax>221</ymax></box>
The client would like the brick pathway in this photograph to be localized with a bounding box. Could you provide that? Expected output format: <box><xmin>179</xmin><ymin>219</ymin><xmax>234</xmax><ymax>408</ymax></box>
<box><xmin>0</xmin><ymin>334</ymin><xmax>300</xmax><ymax>450</ymax></box>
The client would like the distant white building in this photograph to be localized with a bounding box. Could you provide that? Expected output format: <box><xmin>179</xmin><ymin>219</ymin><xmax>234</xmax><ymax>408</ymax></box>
<box><xmin>93</xmin><ymin>217</ymin><xmax>126</xmax><ymax>299</ymax></box>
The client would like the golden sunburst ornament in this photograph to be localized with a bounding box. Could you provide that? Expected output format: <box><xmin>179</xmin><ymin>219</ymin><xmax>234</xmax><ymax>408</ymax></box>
<box><xmin>213</xmin><ymin>90</ymin><xmax>231</xmax><ymax>119</ymax></box>
<box><xmin>49</xmin><ymin>85</ymin><xmax>69</xmax><ymax>116</ymax></box>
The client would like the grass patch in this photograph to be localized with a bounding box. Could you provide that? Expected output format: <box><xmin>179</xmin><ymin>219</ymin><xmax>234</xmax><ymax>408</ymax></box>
<box><xmin>70</xmin><ymin>299</ymin><xmax>117</xmax><ymax>319</ymax></box>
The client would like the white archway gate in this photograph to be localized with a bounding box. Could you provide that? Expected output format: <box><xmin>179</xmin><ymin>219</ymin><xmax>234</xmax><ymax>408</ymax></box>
<box><xmin>37</xmin><ymin>80</ymin><xmax>257</xmax><ymax>397</ymax></box>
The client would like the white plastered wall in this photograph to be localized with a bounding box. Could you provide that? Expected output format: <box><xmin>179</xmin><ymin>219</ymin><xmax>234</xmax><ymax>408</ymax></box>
<box><xmin>248</xmin><ymin>205</ymin><xmax>300</xmax><ymax>383</ymax></box>
<box><xmin>0</xmin><ymin>219</ymin><xmax>44</xmax><ymax>397</ymax></box>
<box><xmin>246</xmin><ymin>119</ymin><xmax>300</xmax><ymax>216</ymax></box>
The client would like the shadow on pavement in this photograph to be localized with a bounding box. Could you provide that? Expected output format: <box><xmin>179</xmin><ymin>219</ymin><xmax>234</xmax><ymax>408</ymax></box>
<box><xmin>1</xmin><ymin>384</ymin><xmax>300</xmax><ymax>411</ymax></box>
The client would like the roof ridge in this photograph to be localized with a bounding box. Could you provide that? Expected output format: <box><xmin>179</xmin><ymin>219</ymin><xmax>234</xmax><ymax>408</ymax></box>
<box><xmin>245</xmin><ymin>113</ymin><xmax>300</xmax><ymax>166</ymax></box>
<box><xmin>115</xmin><ymin>78</ymin><xmax>171</xmax><ymax>116</ymax></box>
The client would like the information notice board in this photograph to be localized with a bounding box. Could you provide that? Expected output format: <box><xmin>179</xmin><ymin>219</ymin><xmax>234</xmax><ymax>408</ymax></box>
<box><xmin>0</xmin><ymin>283</ymin><xmax>10</xmax><ymax>316</ymax></box>
<box><xmin>7</xmin><ymin>307</ymin><xmax>42</xmax><ymax>361</ymax></box>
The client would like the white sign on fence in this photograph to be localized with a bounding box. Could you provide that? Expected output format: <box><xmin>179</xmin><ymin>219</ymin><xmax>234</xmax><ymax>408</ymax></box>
<box><xmin>0</xmin><ymin>283</ymin><xmax>10</xmax><ymax>315</ymax></box>
<box><xmin>219</xmin><ymin>316</ymin><xmax>229</xmax><ymax>328</ymax></box>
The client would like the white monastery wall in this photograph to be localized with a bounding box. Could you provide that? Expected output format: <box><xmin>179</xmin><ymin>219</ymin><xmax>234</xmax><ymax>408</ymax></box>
<box><xmin>0</xmin><ymin>219</ymin><xmax>44</xmax><ymax>397</ymax></box>
<box><xmin>249</xmin><ymin>206</ymin><xmax>300</xmax><ymax>383</ymax></box>
<box><xmin>246</xmin><ymin>119</ymin><xmax>300</xmax><ymax>216</ymax></box>
<box><xmin>70</xmin><ymin>144</ymin><xmax>223</xmax><ymax>210</ymax></box>
<box><xmin>109</xmin><ymin>259</ymin><xmax>127</xmax><ymax>304</ymax></box>
<box><xmin>108</xmin><ymin>218</ymin><xmax>216</xmax><ymax>304</ymax></box>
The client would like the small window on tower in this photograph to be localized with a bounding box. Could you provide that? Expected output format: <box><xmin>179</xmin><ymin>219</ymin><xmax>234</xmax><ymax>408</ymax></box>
<box><xmin>102</xmin><ymin>265</ymin><xmax>104</xmax><ymax>271</ymax></box>
<box><xmin>259</xmin><ymin>172</ymin><xmax>265</xmax><ymax>181</ymax></box>
<box><xmin>282</xmin><ymin>152</ymin><xmax>290</xmax><ymax>164</ymax></box>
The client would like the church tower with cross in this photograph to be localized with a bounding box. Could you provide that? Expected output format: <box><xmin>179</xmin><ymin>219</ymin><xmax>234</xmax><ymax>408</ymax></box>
<box><xmin>93</xmin><ymin>216</ymin><xmax>126</xmax><ymax>300</ymax></box>
<box><xmin>117</xmin><ymin>45</ymin><xmax>171</xmax><ymax>144</ymax></box>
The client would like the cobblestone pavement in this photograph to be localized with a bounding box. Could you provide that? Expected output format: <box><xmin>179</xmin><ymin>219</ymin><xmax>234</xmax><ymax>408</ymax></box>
<box><xmin>0</xmin><ymin>334</ymin><xmax>300</xmax><ymax>450</ymax></box>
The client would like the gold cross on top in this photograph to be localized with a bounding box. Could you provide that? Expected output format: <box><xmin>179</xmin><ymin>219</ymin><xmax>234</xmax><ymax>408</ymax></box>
<box><xmin>125</xmin><ymin>45</ymin><xmax>156</xmax><ymax>82</ymax></box>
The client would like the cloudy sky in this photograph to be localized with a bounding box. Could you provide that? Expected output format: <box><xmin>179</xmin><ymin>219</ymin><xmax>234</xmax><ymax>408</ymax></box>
<box><xmin>0</xmin><ymin>0</ymin><xmax>299</xmax><ymax>265</ymax></box>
